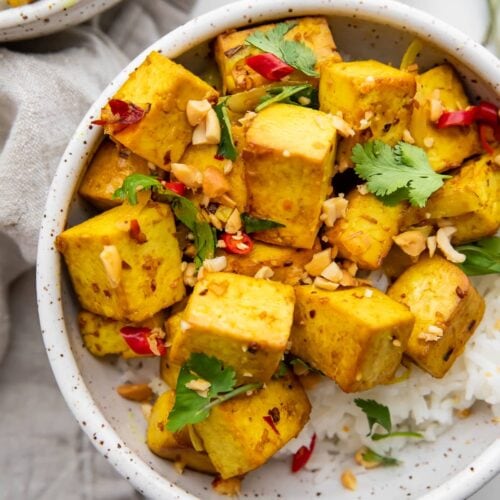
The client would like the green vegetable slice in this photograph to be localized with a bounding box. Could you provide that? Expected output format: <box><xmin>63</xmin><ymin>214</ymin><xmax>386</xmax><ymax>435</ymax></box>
<box><xmin>352</xmin><ymin>140</ymin><xmax>450</xmax><ymax>207</ymax></box>
<box><xmin>241</xmin><ymin>213</ymin><xmax>285</xmax><ymax>233</ymax></box>
<box><xmin>214</xmin><ymin>99</ymin><xmax>237</xmax><ymax>161</ymax></box>
<box><xmin>166</xmin><ymin>353</ymin><xmax>262</xmax><ymax>432</ymax></box>
<box><xmin>255</xmin><ymin>84</ymin><xmax>318</xmax><ymax>112</ymax></box>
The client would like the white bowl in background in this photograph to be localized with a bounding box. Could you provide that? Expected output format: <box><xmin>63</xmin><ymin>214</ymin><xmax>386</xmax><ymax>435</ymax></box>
<box><xmin>37</xmin><ymin>1</ymin><xmax>500</xmax><ymax>498</ymax></box>
<box><xmin>0</xmin><ymin>0</ymin><xmax>122</xmax><ymax>42</ymax></box>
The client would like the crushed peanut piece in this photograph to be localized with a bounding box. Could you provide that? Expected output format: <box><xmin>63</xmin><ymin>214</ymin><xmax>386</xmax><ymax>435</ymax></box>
<box><xmin>225</xmin><ymin>208</ymin><xmax>242</xmax><ymax>234</ymax></box>
<box><xmin>393</xmin><ymin>230</ymin><xmax>427</xmax><ymax>257</ymax></box>
<box><xmin>171</xmin><ymin>163</ymin><xmax>203</xmax><ymax>188</ymax></box>
<box><xmin>423</xmin><ymin>137</ymin><xmax>435</xmax><ymax>148</ymax></box>
<box><xmin>99</xmin><ymin>245</ymin><xmax>122</xmax><ymax>289</ymax></box>
<box><xmin>321</xmin><ymin>260</ymin><xmax>344</xmax><ymax>283</ymax></box>
<box><xmin>341</xmin><ymin>469</ymin><xmax>357</xmax><ymax>491</ymax></box>
<box><xmin>180</xmin><ymin>320</ymin><xmax>192</xmax><ymax>331</ymax></box>
<box><xmin>314</xmin><ymin>276</ymin><xmax>340</xmax><ymax>291</ymax></box>
<box><xmin>203</xmin><ymin>256</ymin><xmax>227</xmax><ymax>273</ymax></box>
<box><xmin>330</xmin><ymin>114</ymin><xmax>355</xmax><ymax>137</ymax></box>
<box><xmin>403</xmin><ymin>128</ymin><xmax>415</xmax><ymax>144</ymax></box>
<box><xmin>186</xmin><ymin>99</ymin><xmax>212</xmax><ymax>126</ymax></box>
<box><xmin>141</xmin><ymin>403</ymin><xmax>153</xmax><ymax>421</ymax></box>
<box><xmin>212</xmin><ymin>476</ymin><xmax>242</xmax><ymax>496</ymax></box>
<box><xmin>116</xmin><ymin>383</ymin><xmax>153</xmax><ymax>402</ymax></box>
<box><xmin>356</xmin><ymin>183</ymin><xmax>369</xmax><ymax>195</ymax></box>
<box><xmin>364</xmin><ymin>288</ymin><xmax>373</xmax><ymax>298</ymax></box>
<box><xmin>321</xmin><ymin>196</ymin><xmax>349</xmax><ymax>227</ymax></box>
<box><xmin>254</xmin><ymin>266</ymin><xmax>274</xmax><ymax>279</ymax></box>
<box><xmin>427</xmin><ymin>235</ymin><xmax>437</xmax><ymax>257</ymax></box>
<box><xmin>282</xmin><ymin>149</ymin><xmax>291</xmax><ymax>158</ymax></box>
<box><xmin>436</xmin><ymin>226</ymin><xmax>466</xmax><ymax>263</ymax></box>
<box><xmin>203</xmin><ymin>166</ymin><xmax>230</xmax><ymax>198</ymax></box>
<box><xmin>304</xmin><ymin>248</ymin><xmax>332</xmax><ymax>277</ymax></box>
<box><xmin>186</xmin><ymin>378</ymin><xmax>211</xmax><ymax>398</ymax></box>
<box><xmin>393</xmin><ymin>339</ymin><xmax>402</xmax><ymax>347</ymax></box>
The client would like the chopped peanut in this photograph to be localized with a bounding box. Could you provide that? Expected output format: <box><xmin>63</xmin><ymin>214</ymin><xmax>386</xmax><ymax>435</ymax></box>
<box><xmin>99</xmin><ymin>245</ymin><xmax>122</xmax><ymax>288</ymax></box>
<box><xmin>186</xmin><ymin>99</ymin><xmax>212</xmax><ymax>126</ymax></box>
<box><xmin>116</xmin><ymin>383</ymin><xmax>153</xmax><ymax>402</ymax></box>
<box><xmin>436</xmin><ymin>226</ymin><xmax>466</xmax><ymax>263</ymax></box>
<box><xmin>171</xmin><ymin>163</ymin><xmax>203</xmax><ymax>189</ymax></box>
<box><xmin>392</xmin><ymin>230</ymin><xmax>427</xmax><ymax>257</ymax></box>
<box><xmin>304</xmin><ymin>249</ymin><xmax>332</xmax><ymax>277</ymax></box>
<box><xmin>202</xmin><ymin>166</ymin><xmax>230</xmax><ymax>198</ymax></box>
<box><xmin>340</xmin><ymin>469</ymin><xmax>357</xmax><ymax>491</ymax></box>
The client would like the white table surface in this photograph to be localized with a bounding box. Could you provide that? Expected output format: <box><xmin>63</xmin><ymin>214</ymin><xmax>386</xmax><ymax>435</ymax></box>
<box><xmin>1</xmin><ymin>0</ymin><xmax>498</xmax><ymax>499</ymax></box>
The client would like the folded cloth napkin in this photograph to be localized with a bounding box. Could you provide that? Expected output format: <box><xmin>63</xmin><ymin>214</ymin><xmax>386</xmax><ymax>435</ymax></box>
<box><xmin>0</xmin><ymin>0</ymin><xmax>195</xmax><ymax>498</ymax></box>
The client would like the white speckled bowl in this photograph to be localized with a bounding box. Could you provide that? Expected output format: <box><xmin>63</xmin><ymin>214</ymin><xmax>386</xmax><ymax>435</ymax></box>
<box><xmin>37</xmin><ymin>1</ymin><xmax>500</xmax><ymax>498</ymax></box>
<box><xmin>0</xmin><ymin>0</ymin><xmax>122</xmax><ymax>42</ymax></box>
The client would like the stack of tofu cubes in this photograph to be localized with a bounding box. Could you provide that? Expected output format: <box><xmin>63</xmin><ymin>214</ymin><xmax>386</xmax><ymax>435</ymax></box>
<box><xmin>56</xmin><ymin>16</ymin><xmax>490</xmax><ymax>480</ymax></box>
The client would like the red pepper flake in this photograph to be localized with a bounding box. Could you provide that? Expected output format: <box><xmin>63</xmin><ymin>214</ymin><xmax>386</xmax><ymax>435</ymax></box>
<box><xmin>246</xmin><ymin>53</ymin><xmax>294</xmax><ymax>81</ymax></box>
<box><xmin>91</xmin><ymin>99</ymin><xmax>148</xmax><ymax>131</ymax></box>
<box><xmin>291</xmin><ymin>433</ymin><xmax>317</xmax><ymax>473</ymax></box>
<box><xmin>263</xmin><ymin>415</ymin><xmax>280</xmax><ymax>435</ymax></box>
<box><xmin>160</xmin><ymin>180</ymin><xmax>186</xmax><ymax>197</ymax></box>
<box><xmin>220</xmin><ymin>232</ymin><xmax>254</xmax><ymax>255</ymax></box>
<box><xmin>129</xmin><ymin>219</ymin><xmax>147</xmax><ymax>244</ymax></box>
<box><xmin>119</xmin><ymin>326</ymin><xmax>166</xmax><ymax>356</ymax></box>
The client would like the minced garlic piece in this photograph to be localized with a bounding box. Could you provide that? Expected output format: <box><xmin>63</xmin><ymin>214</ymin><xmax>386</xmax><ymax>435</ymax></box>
<box><xmin>99</xmin><ymin>245</ymin><xmax>122</xmax><ymax>289</ymax></box>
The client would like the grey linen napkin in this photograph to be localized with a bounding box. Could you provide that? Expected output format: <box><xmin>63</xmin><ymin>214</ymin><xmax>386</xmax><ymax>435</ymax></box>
<box><xmin>0</xmin><ymin>1</ymin><xmax>195</xmax><ymax>498</ymax></box>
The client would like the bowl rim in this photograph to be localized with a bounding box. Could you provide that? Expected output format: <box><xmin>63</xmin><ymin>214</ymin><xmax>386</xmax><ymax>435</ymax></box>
<box><xmin>36</xmin><ymin>0</ymin><xmax>500</xmax><ymax>498</ymax></box>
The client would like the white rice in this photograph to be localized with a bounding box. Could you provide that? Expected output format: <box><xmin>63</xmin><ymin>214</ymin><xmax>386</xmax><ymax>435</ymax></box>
<box><xmin>280</xmin><ymin>274</ymin><xmax>500</xmax><ymax>468</ymax></box>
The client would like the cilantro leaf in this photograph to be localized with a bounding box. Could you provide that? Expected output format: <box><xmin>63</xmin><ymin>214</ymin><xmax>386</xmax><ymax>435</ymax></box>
<box><xmin>456</xmin><ymin>237</ymin><xmax>500</xmax><ymax>276</ymax></box>
<box><xmin>246</xmin><ymin>21</ymin><xmax>319</xmax><ymax>78</ymax></box>
<box><xmin>241</xmin><ymin>213</ymin><xmax>285</xmax><ymax>233</ymax></box>
<box><xmin>255</xmin><ymin>84</ymin><xmax>317</xmax><ymax>112</ymax></box>
<box><xmin>215</xmin><ymin>99</ymin><xmax>237</xmax><ymax>161</ymax></box>
<box><xmin>354</xmin><ymin>398</ymin><xmax>423</xmax><ymax>441</ymax></box>
<box><xmin>273</xmin><ymin>360</ymin><xmax>288</xmax><ymax>379</ymax></box>
<box><xmin>362</xmin><ymin>447</ymin><xmax>400</xmax><ymax>467</ymax></box>
<box><xmin>352</xmin><ymin>141</ymin><xmax>450</xmax><ymax>208</ymax></box>
<box><xmin>113</xmin><ymin>174</ymin><xmax>216</xmax><ymax>266</ymax></box>
<box><xmin>166</xmin><ymin>353</ymin><xmax>262</xmax><ymax>432</ymax></box>
<box><xmin>354</xmin><ymin>398</ymin><xmax>392</xmax><ymax>435</ymax></box>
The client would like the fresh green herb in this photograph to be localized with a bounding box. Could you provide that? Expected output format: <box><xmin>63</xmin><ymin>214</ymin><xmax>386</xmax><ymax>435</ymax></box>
<box><xmin>246</xmin><ymin>21</ymin><xmax>319</xmax><ymax>77</ymax></box>
<box><xmin>241</xmin><ymin>213</ymin><xmax>285</xmax><ymax>233</ymax></box>
<box><xmin>113</xmin><ymin>174</ymin><xmax>216</xmax><ymax>266</ymax></box>
<box><xmin>215</xmin><ymin>99</ymin><xmax>237</xmax><ymax>161</ymax></box>
<box><xmin>362</xmin><ymin>447</ymin><xmax>400</xmax><ymax>467</ymax></box>
<box><xmin>166</xmin><ymin>353</ymin><xmax>262</xmax><ymax>432</ymax></box>
<box><xmin>354</xmin><ymin>398</ymin><xmax>423</xmax><ymax>441</ymax></box>
<box><xmin>352</xmin><ymin>141</ymin><xmax>450</xmax><ymax>208</ymax></box>
<box><xmin>456</xmin><ymin>237</ymin><xmax>500</xmax><ymax>276</ymax></box>
<box><xmin>290</xmin><ymin>357</ymin><xmax>323</xmax><ymax>375</ymax></box>
<box><xmin>255</xmin><ymin>84</ymin><xmax>318</xmax><ymax>112</ymax></box>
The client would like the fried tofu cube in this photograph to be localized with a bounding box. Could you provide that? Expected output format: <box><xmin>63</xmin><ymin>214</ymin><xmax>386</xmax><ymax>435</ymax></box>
<box><xmin>222</xmin><ymin>241</ymin><xmax>318</xmax><ymax>285</ymax></box>
<box><xmin>403</xmin><ymin>154</ymin><xmax>497</xmax><ymax>229</ymax></box>
<box><xmin>78</xmin><ymin>139</ymin><xmax>150</xmax><ymax>210</ymax></box>
<box><xmin>180</xmin><ymin>138</ymin><xmax>247</xmax><ymax>212</ymax></box>
<box><xmin>78</xmin><ymin>310</ymin><xmax>165</xmax><ymax>358</ymax></box>
<box><xmin>56</xmin><ymin>201</ymin><xmax>185</xmax><ymax>322</ymax></box>
<box><xmin>244</xmin><ymin>103</ymin><xmax>337</xmax><ymax>249</ymax></box>
<box><xmin>160</xmin><ymin>312</ymin><xmax>183</xmax><ymax>388</ymax></box>
<box><xmin>194</xmin><ymin>372</ymin><xmax>311</xmax><ymax>478</ymax></box>
<box><xmin>409</xmin><ymin>65</ymin><xmax>481</xmax><ymax>172</ymax></box>
<box><xmin>215</xmin><ymin>17</ymin><xmax>341</xmax><ymax>94</ymax></box>
<box><xmin>100</xmin><ymin>51</ymin><xmax>218</xmax><ymax>168</ymax></box>
<box><xmin>319</xmin><ymin>60</ymin><xmax>416</xmax><ymax>145</ymax></box>
<box><xmin>169</xmin><ymin>272</ymin><xmax>295</xmax><ymax>383</ymax></box>
<box><xmin>387</xmin><ymin>256</ymin><xmax>485</xmax><ymax>378</ymax></box>
<box><xmin>326</xmin><ymin>190</ymin><xmax>404</xmax><ymax>270</ymax></box>
<box><xmin>147</xmin><ymin>391</ymin><xmax>216</xmax><ymax>474</ymax></box>
<box><xmin>291</xmin><ymin>286</ymin><xmax>415</xmax><ymax>392</ymax></box>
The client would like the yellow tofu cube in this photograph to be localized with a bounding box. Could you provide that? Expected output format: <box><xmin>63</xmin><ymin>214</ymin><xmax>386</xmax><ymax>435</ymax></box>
<box><xmin>78</xmin><ymin>139</ymin><xmax>150</xmax><ymax>210</ymax></box>
<box><xmin>160</xmin><ymin>312</ymin><xmax>183</xmax><ymax>388</ymax></box>
<box><xmin>194</xmin><ymin>372</ymin><xmax>311</xmax><ymax>478</ymax></box>
<box><xmin>326</xmin><ymin>190</ymin><xmax>404</xmax><ymax>270</ymax></box>
<box><xmin>244</xmin><ymin>103</ymin><xmax>337</xmax><ymax>249</ymax></box>
<box><xmin>291</xmin><ymin>286</ymin><xmax>415</xmax><ymax>392</ymax></box>
<box><xmin>222</xmin><ymin>241</ymin><xmax>318</xmax><ymax>285</ymax></box>
<box><xmin>215</xmin><ymin>17</ymin><xmax>341</xmax><ymax>94</ymax></box>
<box><xmin>180</xmin><ymin>139</ymin><xmax>247</xmax><ymax>212</ymax></box>
<box><xmin>387</xmin><ymin>256</ymin><xmax>485</xmax><ymax>378</ymax></box>
<box><xmin>78</xmin><ymin>310</ymin><xmax>165</xmax><ymax>358</ymax></box>
<box><xmin>100</xmin><ymin>52</ymin><xmax>218</xmax><ymax>168</ymax></box>
<box><xmin>409</xmin><ymin>65</ymin><xmax>481</xmax><ymax>172</ymax></box>
<box><xmin>56</xmin><ymin>201</ymin><xmax>185</xmax><ymax>322</ymax></box>
<box><xmin>147</xmin><ymin>391</ymin><xmax>216</xmax><ymax>474</ymax></box>
<box><xmin>319</xmin><ymin>60</ymin><xmax>416</xmax><ymax>145</ymax></box>
<box><xmin>169</xmin><ymin>272</ymin><xmax>295</xmax><ymax>383</ymax></box>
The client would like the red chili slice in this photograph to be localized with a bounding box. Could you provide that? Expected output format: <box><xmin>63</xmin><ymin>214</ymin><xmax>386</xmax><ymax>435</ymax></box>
<box><xmin>221</xmin><ymin>232</ymin><xmax>254</xmax><ymax>255</ymax></box>
<box><xmin>129</xmin><ymin>219</ymin><xmax>147</xmax><ymax>244</ymax></box>
<box><xmin>437</xmin><ymin>108</ymin><xmax>478</xmax><ymax>128</ymax></box>
<box><xmin>246</xmin><ymin>53</ymin><xmax>294</xmax><ymax>81</ymax></box>
<box><xmin>476</xmin><ymin>101</ymin><xmax>499</xmax><ymax>126</ymax></box>
<box><xmin>479</xmin><ymin>124</ymin><xmax>495</xmax><ymax>155</ymax></box>
<box><xmin>160</xmin><ymin>180</ymin><xmax>187</xmax><ymax>197</ymax></box>
<box><xmin>91</xmin><ymin>99</ymin><xmax>147</xmax><ymax>129</ymax></box>
<box><xmin>263</xmin><ymin>415</ymin><xmax>280</xmax><ymax>435</ymax></box>
<box><xmin>119</xmin><ymin>326</ymin><xmax>166</xmax><ymax>356</ymax></box>
<box><xmin>291</xmin><ymin>433</ymin><xmax>317</xmax><ymax>473</ymax></box>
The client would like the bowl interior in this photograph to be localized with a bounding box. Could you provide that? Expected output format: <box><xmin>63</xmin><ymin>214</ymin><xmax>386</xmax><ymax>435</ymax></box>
<box><xmin>41</xmin><ymin>3</ymin><xmax>500</xmax><ymax>499</ymax></box>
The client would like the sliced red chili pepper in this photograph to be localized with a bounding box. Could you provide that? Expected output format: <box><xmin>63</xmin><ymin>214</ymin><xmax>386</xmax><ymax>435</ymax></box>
<box><xmin>129</xmin><ymin>219</ymin><xmax>147</xmax><ymax>244</ymax></box>
<box><xmin>221</xmin><ymin>232</ymin><xmax>254</xmax><ymax>255</ymax></box>
<box><xmin>437</xmin><ymin>108</ymin><xmax>478</xmax><ymax>128</ymax></box>
<box><xmin>479</xmin><ymin>124</ymin><xmax>495</xmax><ymax>155</ymax></box>
<box><xmin>476</xmin><ymin>102</ymin><xmax>499</xmax><ymax>126</ymax></box>
<box><xmin>160</xmin><ymin>180</ymin><xmax>187</xmax><ymax>196</ymax></box>
<box><xmin>263</xmin><ymin>415</ymin><xmax>280</xmax><ymax>435</ymax></box>
<box><xmin>246</xmin><ymin>53</ymin><xmax>294</xmax><ymax>81</ymax></box>
<box><xmin>291</xmin><ymin>433</ymin><xmax>317</xmax><ymax>473</ymax></box>
<box><xmin>119</xmin><ymin>326</ymin><xmax>166</xmax><ymax>356</ymax></box>
<box><xmin>91</xmin><ymin>99</ymin><xmax>147</xmax><ymax>129</ymax></box>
